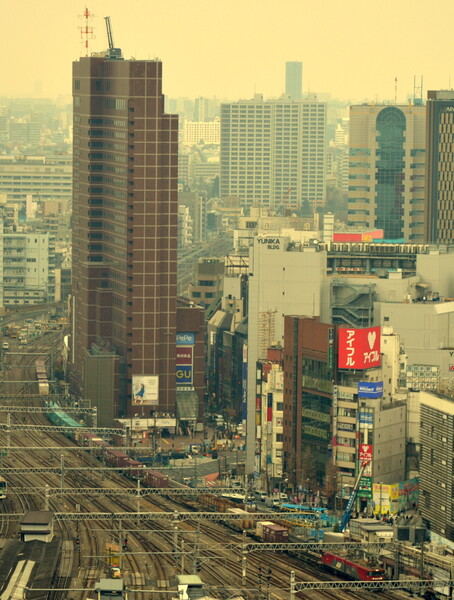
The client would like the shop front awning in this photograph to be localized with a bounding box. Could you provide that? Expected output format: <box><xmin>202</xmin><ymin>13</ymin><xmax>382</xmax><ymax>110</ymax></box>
<box><xmin>176</xmin><ymin>390</ymin><xmax>198</xmax><ymax>421</ymax></box>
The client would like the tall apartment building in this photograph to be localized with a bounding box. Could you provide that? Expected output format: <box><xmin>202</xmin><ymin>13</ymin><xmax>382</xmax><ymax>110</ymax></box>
<box><xmin>220</xmin><ymin>95</ymin><xmax>326</xmax><ymax>211</ymax></box>
<box><xmin>0</xmin><ymin>155</ymin><xmax>72</xmax><ymax>213</ymax></box>
<box><xmin>71</xmin><ymin>52</ymin><xmax>178</xmax><ymax>423</ymax></box>
<box><xmin>348</xmin><ymin>104</ymin><xmax>426</xmax><ymax>241</ymax></box>
<box><xmin>285</xmin><ymin>62</ymin><xmax>303</xmax><ymax>100</ymax></box>
<box><xmin>183</xmin><ymin>120</ymin><xmax>220</xmax><ymax>146</ymax></box>
<box><xmin>2</xmin><ymin>232</ymin><xmax>55</xmax><ymax>306</ymax></box>
<box><xmin>419</xmin><ymin>391</ymin><xmax>454</xmax><ymax>541</ymax></box>
<box><xmin>425</xmin><ymin>90</ymin><xmax>454</xmax><ymax>244</ymax></box>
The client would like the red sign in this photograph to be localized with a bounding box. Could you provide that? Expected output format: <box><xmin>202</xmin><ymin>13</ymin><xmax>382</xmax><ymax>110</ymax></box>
<box><xmin>176</xmin><ymin>347</ymin><xmax>193</xmax><ymax>365</ymax></box>
<box><xmin>359</xmin><ymin>443</ymin><xmax>373</xmax><ymax>464</ymax></box>
<box><xmin>338</xmin><ymin>326</ymin><xmax>381</xmax><ymax>370</ymax></box>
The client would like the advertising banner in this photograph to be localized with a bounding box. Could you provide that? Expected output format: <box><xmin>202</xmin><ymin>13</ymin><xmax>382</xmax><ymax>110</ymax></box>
<box><xmin>372</xmin><ymin>483</ymin><xmax>390</xmax><ymax>514</ymax></box>
<box><xmin>132</xmin><ymin>375</ymin><xmax>159</xmax><ymax>406</ymax></box>
<box><xmin>359</xmin><ymin>411</ymin><xmax>374</xmax><ymax>427</ymax></box>
<box><xmin>176</xmin><ymin>366</ymin><xmax>193</xmax><ymax>384</ymax></box>
<box><xmin>176</xmin><ymin>332</ymin><xmax>195</xmax><ymax>346</ymax></box>
<box><xmin>267</xmin><ymin>393</ymin><xmax>273</xmax><ymax>422</ymax></box>
<box><xmin>338</xmin><ymin>326</ymin><xmax>381</xmax><ymax>370</ymax></box>
<box><xmin>358</xmin><ymin>476</ymin><xmax>373</xmax><ymax>498</ymax></box>
<box><xmin>358</xmin><ymin>381</ymin><xmax>384</xmax><ymax>398</ymax></box>
<box><xmin>176</xmin><ymin>347</ymin><xmax>193</xmax><ymax>365</ymax></box>
<box><xmin>242</xmin><ymin>344</ymin><xmax>247</xmax><ymax>428</ymax></box>
<box><xmin>359</xmin><ymin>443</ymin><xmax>373</xmax><ymax>464</ymax></box>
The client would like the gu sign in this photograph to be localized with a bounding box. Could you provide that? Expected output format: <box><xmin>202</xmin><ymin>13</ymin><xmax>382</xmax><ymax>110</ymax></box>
<box><xmin>337</xmin><ymin>326</ymin><xmax>381</xmax><ymax>370</ymax></box>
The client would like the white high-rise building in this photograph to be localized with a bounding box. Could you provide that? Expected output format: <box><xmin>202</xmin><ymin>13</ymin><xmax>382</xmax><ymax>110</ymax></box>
<box><xmin>2</xmin><ymin>232</ymin><xmax>55</xmax><ymax>306</ymax></box>
<box><xmin>183</xmin><ymin>120</ymin><xmax>220</xmax><ymax>146</ymax></box>
<box><xmin>220</xmin><ymin>95</ymin><xmax>327</xmax><ymax>211</ymax></box>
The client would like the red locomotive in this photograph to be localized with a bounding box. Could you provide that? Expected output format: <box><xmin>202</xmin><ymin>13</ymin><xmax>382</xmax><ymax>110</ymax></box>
<box><xmin>321</xmin><ymin>552</ymin><xmax>385</xmax><ymax>581</ymax></box>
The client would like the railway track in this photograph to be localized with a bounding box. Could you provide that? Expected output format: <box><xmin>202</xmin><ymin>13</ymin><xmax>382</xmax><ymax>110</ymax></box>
<box><xmin>0</xmin><ymin>332</ymin><xmax>428</xmax><ymax>600</ymax></box>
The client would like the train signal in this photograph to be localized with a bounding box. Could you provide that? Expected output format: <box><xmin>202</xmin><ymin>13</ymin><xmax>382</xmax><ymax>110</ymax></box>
<box><xmin>195</xmin><ymin>559</ymin><xmax>201</xmax><ymax>572</ymax></box>
<box><xmin>123</xmin><ymin>536</ymin><xmax>129</xmax><ymax>550</ymax></box>
<box><xmin>267</xmin><ymin>567</ymin><xmax>272</xmax><ymax>582</ymax></box>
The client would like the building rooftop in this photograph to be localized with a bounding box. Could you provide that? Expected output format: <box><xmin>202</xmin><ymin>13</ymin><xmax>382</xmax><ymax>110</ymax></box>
<box><xmin>20</xmin><ymin>511</ymin><xmax>53</xmax><ymax>525</ymax></box>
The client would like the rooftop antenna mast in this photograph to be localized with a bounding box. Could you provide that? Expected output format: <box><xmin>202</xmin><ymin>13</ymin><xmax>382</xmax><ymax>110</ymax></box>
<box><xmin>104</xmin><ymin>16</ymin><xmax>123</xmax><ymax>60</ymax></box>
<box><xmin>394</xmin><ymin>77</ymin><xmax>398</xmax><ymax>103</ymax></box>
<box><xmin>79</xmin><ymin>7</ymin><xmax>95</xmax><ymax>57</ymax></box>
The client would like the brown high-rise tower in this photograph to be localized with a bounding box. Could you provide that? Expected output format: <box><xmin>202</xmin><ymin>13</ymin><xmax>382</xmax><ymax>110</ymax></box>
<box><xmin>71</xmin><ymin>54</ymin><xmax>178</xmax><ymax>425</ymax></box>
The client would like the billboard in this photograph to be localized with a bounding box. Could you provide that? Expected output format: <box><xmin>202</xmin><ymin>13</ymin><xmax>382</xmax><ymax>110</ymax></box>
<box><xmin>358</xmin><ymin>476</ymin><xmax>373</xmax><ymax>498</ymax></box>
<box><xmin>267</xmin><ymin>393</ymin><xmax>273</xmax><ymax>422</ymax></box>
<box><xmin>333</xmin><ymin>230</ymin><xmax>384</xmax><ymax>242</ymax></box>
<box><xmin>176</xmin><ymin>346</ymin><xmax>193</xmax><ymax>386</ymax></box>
<box><xmin>176</xmin><ymin>332</ymin><xmax>195</xmax><ymax>346</ymax></box>
<box><xmin>242</xmin><ymin>344</ymin><xmax>247</xmax><ymax>431</ymax></box>
<box><xmin>338</xmin><ymin>326</ymin><xmax>381</xmax><ymax>370</ymax></box>
<box><xmin>359</xmin><ymin>443</ymin><xmax>373</xmax><ymax>464</ymax></box>
<box><xmin>176</xmin><ymin>347</ymin><xmax>193</xmax><ymax>365</ymax></box>
<box><xmin>358</xmin><ymin>381</ymin><xmax>383</xmax><ymax>398</ymax></box>
<box><xmin>132</xmin><ymin>375</ymin><xmax>159</xmax><ymax>406</ymax></box>
<box><xmin>359</xmin><ymin>411</ymin><xmax>374</xmax><ymax>428</ymax></box>
<box><xmin>176</xmin><ymin>366</ymin><xmax>193</xmax><ymax>384</ymax></box>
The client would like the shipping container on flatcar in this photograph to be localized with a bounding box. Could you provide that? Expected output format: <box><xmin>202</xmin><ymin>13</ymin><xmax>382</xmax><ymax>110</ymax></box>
<box><xmin>144</xmin><ymin>470</ymin><xmax>169</xmax><ymax>488</ymax></box>
<box><xmin>226</xmin><ymin>507</ymin><xmax>254</xmax><ymax>531</ymax></box>
<box><xmin>104</xmin><ymin>448</ymin><xmax>128</xmax><ymax>468</ymax></box>
<box><xmin>262</xmin><ymin>523</ymin><xmax>289</xmax><ymax>543</ymax></box>
<box><xmin>121</xmin><ymin>457</ymin><xmax>144</xmax><ymax>479</ymax></box>
<box><xmin>256</xmin><ymin>521</ymin><xmax>275</xmax><ymax>538</ymax></box>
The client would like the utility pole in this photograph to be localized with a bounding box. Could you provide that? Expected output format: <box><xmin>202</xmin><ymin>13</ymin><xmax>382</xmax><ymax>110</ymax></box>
<box><xmin>173</xmin><ymin>512</ymin><xmax>179</xmax><ymax>568</ymax></box>
<box><xmin>60</xmin><ymin>454</ymin><xmax>64</xmax><ymax>499</ymax></box>
<box><xmin>290</xmin><ymin>571</ymin><xmax>295</xmax><ymax>600</ymax></box>
<box><xmin>241</xmin><ymin>529</ymin><xmax>247</xmax><ymax>586</ymax></box>
<box><xmin>6</xmin><ymin>413</ymin><xmax>10</xmax><ymax>457</ymax></box>
<box><xmin>193</xmin><ymin>523</ymin><xmax>200</xmax><ymax>574</ymax></box>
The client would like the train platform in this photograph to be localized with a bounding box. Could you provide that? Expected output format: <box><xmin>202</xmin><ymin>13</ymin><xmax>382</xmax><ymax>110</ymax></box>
<box><xmin>0</xmin><ymin>538</ymin><xmax>61</xmax><ymax>600</ymax></box>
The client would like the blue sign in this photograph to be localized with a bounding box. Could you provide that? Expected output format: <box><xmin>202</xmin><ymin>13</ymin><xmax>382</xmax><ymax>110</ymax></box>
<box><xmin>359</xmin><ymin>412</ymin><xmax>374</xmax><ymax>425</ymax></box>
<box><xmin>358</xmin><ymin>381</ymin><xmax>383</xmax><ymax>398</ymax></box>
<box><xmin>176</xmin><ymin>332</ymin><xmax>195</xmax><ymax>346</ymax></box>
<box><xmin>176</xmin><ymin>366</ymin><xmax>193</xmax><ymax>384</ymax></box>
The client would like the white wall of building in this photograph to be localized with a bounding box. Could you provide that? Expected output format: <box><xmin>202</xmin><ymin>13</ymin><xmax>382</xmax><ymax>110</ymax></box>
<box><xmin>246</xmin><ymin>235</ymin><xmax>326</xmax><ymax>472</ymax></box>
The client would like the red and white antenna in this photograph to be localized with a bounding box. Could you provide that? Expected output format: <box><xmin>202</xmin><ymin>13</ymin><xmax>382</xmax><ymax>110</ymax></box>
<box><xmin>79</xmin><ymin>7</ymin><xmax>95</xmax><ymax>57</ymax></box>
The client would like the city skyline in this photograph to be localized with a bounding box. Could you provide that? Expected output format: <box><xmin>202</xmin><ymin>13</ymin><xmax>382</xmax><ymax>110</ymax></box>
<box><xmin>2</xmin><ymin>0</ymin><xmax>454</xmax><ymax>103</ymax></box>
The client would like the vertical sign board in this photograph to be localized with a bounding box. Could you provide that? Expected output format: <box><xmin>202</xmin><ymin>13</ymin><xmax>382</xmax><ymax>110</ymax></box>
<box><xmin>338</xmin><ymin>326</ymin><xmax>381</xmax><ymax>370</ymax></box>
<box><xmin>242</xmin><ymin>344</ymin><xmax>247</xmax><ymax>434</ymax></box>
<box><xmin>358</xmin><ymin>476</ymin><xmax>373</xmax><ymax>498</ymax></box>
<box><xmin>176</xmin><ymin>332</ymin><xmax>195</xmax><ymax>386</ymax></box>
<box><xmin>328</xmin><ymin>327</ymin><xmax>334</xmax><ymax>368</ymax></box>
<box><xmin>359</xmin><ymin>443</ymin><xmax>373</xmax><ymax>464</ymax></box>
<box><xmin>267</xmin><ymin>393</ymin><xmax>273</xmax><ymax>422</ymax></box>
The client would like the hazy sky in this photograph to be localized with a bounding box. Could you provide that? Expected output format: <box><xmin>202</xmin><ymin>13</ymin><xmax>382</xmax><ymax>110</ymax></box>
<box><xmin>2</xmin><ymin>0</ymin><xmax>453</xmax><ymax>103</ymax></box>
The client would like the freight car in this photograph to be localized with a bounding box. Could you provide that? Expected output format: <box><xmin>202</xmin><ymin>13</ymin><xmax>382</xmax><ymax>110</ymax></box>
<box><xmin>262</xmin><ymin>523</ymin><xmax>289</xmax><ymax>543</ymax></box>
<box><xmin>226</xmin><ymin>507</ymin><xmax>254</xmax><ymax>532</ymax></box>
<box><xmin>36</xmin><ymin>359</ymin><xmax>50</xmax><ymax>395</ymax></box>
<box><xmin>45</xmin><ymin>406</ymin><xmax>186</xmax><ymax>490</ymax></box>
<box><xmin>144</xmin><ymin>470</ymin><xmax>169</xmax><ymax>488</ymax></box>
<box><xmin>321</xmin><ymin>552</ymin><xmax>385</xmax><ymax>581</ymax></box>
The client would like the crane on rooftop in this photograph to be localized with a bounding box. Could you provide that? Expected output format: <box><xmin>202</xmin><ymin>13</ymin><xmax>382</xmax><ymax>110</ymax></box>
<box><xmin>104</xmin><ymin>16</ymin><xmax>123</xmax><ymax>60</ymax></box>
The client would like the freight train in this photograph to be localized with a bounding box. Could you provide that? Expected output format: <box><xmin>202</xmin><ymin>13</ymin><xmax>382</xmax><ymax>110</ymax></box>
<box><xmin>321</xmin><ymin>552</ymin><xmax>385</xmax><ymax>581</ymax></box>
<box><xmin>35</xmin><ymin>359</ymin><xmax>50</xmax><ymax>395</ymax></box>
<box><xmin>45</xmin><ymin>403</ymin><xmax>177</xmax><ymax>489</ymax></box>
